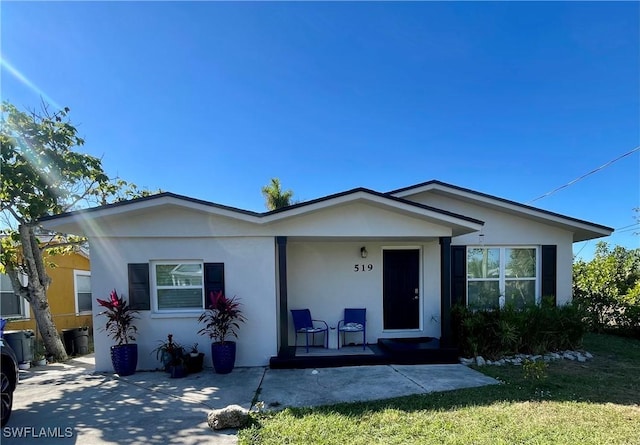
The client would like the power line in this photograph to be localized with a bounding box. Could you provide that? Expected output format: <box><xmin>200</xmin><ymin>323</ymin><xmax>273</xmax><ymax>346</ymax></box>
<box><xmin>615</xmin><ymin>223</ymin><xmax>640</xmax><ymax>231</ymax></box>
<box><xmin>615</xmin><ymin>225</ymin><xmax>640</xmax><ymax>234</ymax></box>
<box><xmin>573</xmin><ymin>240</ymin><xmax>590</xmax><ymax>259</ymax></box>
<box><xmin>528</xmin><ymin>145</ymin><xmax>640</xmax><ymax>204</ymax></box>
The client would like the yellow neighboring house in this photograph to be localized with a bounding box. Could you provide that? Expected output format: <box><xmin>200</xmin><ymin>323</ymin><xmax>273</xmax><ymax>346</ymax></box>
<box><xmin>0</xmin><ymin>249</ymin><xmax>92</xmax><ymax>333</ymax></box>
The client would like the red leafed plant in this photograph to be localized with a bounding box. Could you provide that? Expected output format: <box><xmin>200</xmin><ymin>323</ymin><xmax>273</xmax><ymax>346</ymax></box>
<box><xmin>198</xmin><ymin>290</ymin><xmax>245</xmax><ymax>344</ymax></box>
<box><xmin>96</xmin><ymin>289</ymin><xmax>139</xmax><ymax>346</ymax></box>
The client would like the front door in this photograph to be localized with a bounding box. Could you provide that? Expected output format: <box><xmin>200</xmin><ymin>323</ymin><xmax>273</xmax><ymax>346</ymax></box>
<box><xmin>383</xmin><ymin>249</ymin><xmax>420</xmax><ymax>329</ymax></box>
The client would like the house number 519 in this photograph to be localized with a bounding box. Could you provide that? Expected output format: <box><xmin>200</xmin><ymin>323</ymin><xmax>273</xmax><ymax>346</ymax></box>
<box><xmin>354</xmin><ymin>264</ymin><xmax>374</xmax><ymax>272</ymax></box>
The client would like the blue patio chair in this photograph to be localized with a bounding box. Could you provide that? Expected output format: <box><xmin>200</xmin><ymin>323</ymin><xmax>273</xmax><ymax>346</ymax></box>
<box><xmin>291</xmin><ymin>309</ymin><xmax>328</xmax><ymax>353</ymax></box>
<box><xmin>338</xmin><ymin>308</ymin><xmax>366</xmax><ymax>350</ymax></box>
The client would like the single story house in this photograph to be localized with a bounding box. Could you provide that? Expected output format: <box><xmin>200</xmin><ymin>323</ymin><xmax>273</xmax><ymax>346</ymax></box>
<box><xmin>39</xmin><ymin>180</ymin><xmax>613</xmax><ymax>372</ymax></box>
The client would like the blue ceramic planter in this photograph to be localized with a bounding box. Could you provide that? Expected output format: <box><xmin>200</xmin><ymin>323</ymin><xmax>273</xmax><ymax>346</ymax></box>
<box><xmin>110</xmin><ymin>344</ymin><xmax>138</xmax><ymax>376</ymax></box>
<box><xmin>211</xmin><ymin>341</ymin><xmax>236</xmax><ymax>374</ymax></box>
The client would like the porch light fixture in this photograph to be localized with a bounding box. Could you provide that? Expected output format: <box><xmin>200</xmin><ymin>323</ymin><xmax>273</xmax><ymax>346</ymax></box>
<box><xmin>360</xmin><ymin>246</ymin><xmax>368</xmax><ymax>258</ymax></box>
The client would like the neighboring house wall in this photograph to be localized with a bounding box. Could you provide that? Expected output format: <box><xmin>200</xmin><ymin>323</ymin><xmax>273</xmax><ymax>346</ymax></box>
<box><xmin>407</xmin><ymin>193</ymin><xmax>575</xmax><ymax>304</ymax></box>
<box><xmin>89</xmin><ymin>236</ymin><xmax>278</xmax><ymax>372</ymax></box>
<box><xmin>2</xmin><ymin>251</ymin><xmax>92</xmax><ymax>332</ymax></box>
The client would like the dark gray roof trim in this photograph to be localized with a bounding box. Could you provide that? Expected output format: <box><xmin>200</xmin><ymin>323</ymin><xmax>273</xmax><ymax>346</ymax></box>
<box><xmin>388</xmin><ymin>180</ymin><xmax>614</xmax><ymax>232</ymax></box>
<box><xmin>38</xmin><ymin>187</ymin><xmax>484</xmax><ymax>226</ymax></box>
<box><xmin>262</xmin><ymin>187</ymin><xmax>485</xmax><ymax>225</ymax></box>
<box><xmin>38</xmin><ymin>192</ymin><xmax>262</xmax><ymax>221</ymax></box>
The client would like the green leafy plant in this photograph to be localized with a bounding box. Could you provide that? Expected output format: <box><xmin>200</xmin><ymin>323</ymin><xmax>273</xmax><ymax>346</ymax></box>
<box><xmin>96</xmin><ymin>289</ymin><xmax>139</xmax><ymax>346</ymax></box>
<box><xmin>523</xmin><ymin>359</ymin><xmax>548</xmax><ymax>380</ymax></box>
<box><xmin>452</xmin><ymin>302</ymin><xmax>585</xmax><ymax>359</ymax></box>
<box><xmin>573</xmin><ymin>242</ymin><xmax>640</xmax><ymax>335</ymax></box>
<box><xmin>152</xmin><ymin>334</ymin><xmax>185</xmax><ymax>367</ymax></box>
<box><xmin>198</xmin><ymin>291</ymin><xmax>246</xmax><ymax>344</ymax></box>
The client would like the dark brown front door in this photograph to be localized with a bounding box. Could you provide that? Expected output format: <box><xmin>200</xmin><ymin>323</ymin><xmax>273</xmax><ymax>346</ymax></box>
<box><xmin>383</xmin><ymin>249</ymin><xmax>420</xmax><ymax>329</ymax></box>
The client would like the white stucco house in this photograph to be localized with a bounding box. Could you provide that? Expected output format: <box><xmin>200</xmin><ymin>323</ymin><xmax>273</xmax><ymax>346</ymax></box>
<box><xmin>39</xmin><ymin>180</ymin><xmax>613</xmax><ymax>371</ymax></box>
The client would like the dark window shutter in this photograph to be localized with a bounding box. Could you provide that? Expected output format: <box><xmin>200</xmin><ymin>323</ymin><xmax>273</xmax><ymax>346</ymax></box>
<box><xmin>128</xmin><ymin>263</ymin><xmax>150</xmax><ymax>310</ymax></box>
<box><xmin>541</xmin><ymin>245</ymin><xmax>557</xmax><ymax>305</ymax></box>
<box><xmin>451</xmin><ymin>246</ymin><xmax>467</xmax><ymax>306</ymax></box>
<box><xmin>204</xmin><ymin>263</ymin><xmax>225</xmax><ymax>307</ymax></box>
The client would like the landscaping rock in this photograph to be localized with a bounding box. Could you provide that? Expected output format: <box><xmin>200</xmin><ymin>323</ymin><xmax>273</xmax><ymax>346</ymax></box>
<box><xmin>461</xmin><ymin>350</ymin><xmax>592</xmax><ymax>367</ymax></box>
<box><xmin>207</xmin><ymin>405</ymin><xmax>249</xmax><ymax>430</ymax></box>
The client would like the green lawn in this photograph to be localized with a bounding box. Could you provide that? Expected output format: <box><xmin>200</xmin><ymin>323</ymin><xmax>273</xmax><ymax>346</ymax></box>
<box><xmin>239</xmin><ymin>334</ymin><xmax>640</xmax><ymax>445</ymax></box>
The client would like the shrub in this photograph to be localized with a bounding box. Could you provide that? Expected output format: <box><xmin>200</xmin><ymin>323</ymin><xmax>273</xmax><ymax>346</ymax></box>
<box><xmin>573</xmin><ymin>242</ymin><xmax>640</xmax><ymax>334</ymax></box>
<box><xmin>452</xmin><ymin>302</ymin><xmax>585</xmax><ymax>359</ymax></box>
<box><xmin>523</xmin><ymin>359</ymin><xmax>548</xmax><ymax>380</ymax></box>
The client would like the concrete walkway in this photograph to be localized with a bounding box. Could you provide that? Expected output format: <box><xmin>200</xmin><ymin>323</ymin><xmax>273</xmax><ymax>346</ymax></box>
<box><xmin>5</xmin><ymin>355</ymin><xmax>497</xmax><ymax>445</ymax></box>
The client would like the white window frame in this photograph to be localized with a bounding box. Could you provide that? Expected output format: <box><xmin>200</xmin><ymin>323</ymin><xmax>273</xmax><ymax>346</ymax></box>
<box><xmin>151</xmin><ymin>260</ymin><xmax>204</xmax><ymax>313</ymax></box>
<box><xmin>74</xmin><ymin>270</ymin><xmax>92</xmax><ymax>315</ymax></box>
<box><xmin>467</xmin><ymin>246</ymin><xmax>541</xmax><ymax>309</ymax></box>
<box><xmin>0</xmin><ymin>272</ymin><xmax>30</xmax><ymax>319</ymax></box>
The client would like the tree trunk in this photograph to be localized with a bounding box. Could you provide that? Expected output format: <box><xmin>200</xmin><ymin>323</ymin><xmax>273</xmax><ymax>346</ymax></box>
<box><xmin>16</xmin><ymin>224</ymin><xmax>68</xmax><ymax>362</ymax></box>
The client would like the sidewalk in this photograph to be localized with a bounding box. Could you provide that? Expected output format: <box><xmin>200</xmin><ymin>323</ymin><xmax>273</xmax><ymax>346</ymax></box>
<box><xmin>5</xmin><ymin>354</ymin><xmax>497</xmax><ymax>445</ymax></box>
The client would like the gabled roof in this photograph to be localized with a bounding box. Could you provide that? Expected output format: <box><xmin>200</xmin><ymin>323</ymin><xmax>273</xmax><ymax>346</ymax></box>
<box><xmin>388</xmin><ymin>180</ymin><xmax>614</xmax><ymax>242</ymax></box>
<box><xmin>38</xmin><ymin>187</ymin><xmax>485</xmax><ymax>237</ymax></box>
<box><xmin>38</xmin><ymin>180</ymin><xmax>613</xmax><ymax>242</ymax></box>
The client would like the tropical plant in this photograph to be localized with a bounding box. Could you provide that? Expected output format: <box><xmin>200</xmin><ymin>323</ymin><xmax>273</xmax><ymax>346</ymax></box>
<box><xmin>261</xmin><ymin>177</ymin><xmax>294</xmax><ymax>210</ymax></box>
<box><xmin>0</xmin><ymin>101</ymin><xmax>154</xmax><ymax>360</ymax></box>
<box><xmin>573</xmin><ymin>242</ymin><xmax>640</xmax><ymax>334</ymax></box>
<box><xmin>198</xmin><ymin>290</ymin><xmax>246</xmax><ymax>344</ymax></box>
<box><xmin>96</xmin><ymin>289</ymin><xmax>139</xmax><ymax>346</ymax></box>
<box><xmin>152</xmin><ymin>334</ymin><xmax>184</xmax><ymax>367</ymax></box>
<box><xmin>452</xmin><ymin>302</ymin><xmax>585</xmax><ymax>359</ymax></box>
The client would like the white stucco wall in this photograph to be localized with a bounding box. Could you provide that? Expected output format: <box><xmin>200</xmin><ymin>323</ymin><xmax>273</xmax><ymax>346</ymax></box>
<box><xmin>90</xmin><ymin>236</ymin><xmax>277</xmax><ymax>372</ymax></box>
<box><xmin>408</xmin><ymin>193</ymin><xmax>575</xmax><ymax>304</ymax></box>
<box><xmin>287</xmin><ymin>240</ymin><xmax>443</xmax><ymax>346</ymax></box>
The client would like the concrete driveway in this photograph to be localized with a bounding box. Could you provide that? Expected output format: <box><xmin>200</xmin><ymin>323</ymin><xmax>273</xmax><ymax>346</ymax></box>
<box><xmin>4</xmin><ymin>355</ymin><xmax>497</xmax><ymax>445</ymax></box>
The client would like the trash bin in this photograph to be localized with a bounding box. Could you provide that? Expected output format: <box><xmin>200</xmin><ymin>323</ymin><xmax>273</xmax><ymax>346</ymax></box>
<box><xmin>62</xmin><ymin>327</ymin><xmax>90</xmax><ymax>356</ymax></box>
<box><xmin>3</xmin><ymin>330</ymin><xmax>34</xmax><ymax>364</ymax></box>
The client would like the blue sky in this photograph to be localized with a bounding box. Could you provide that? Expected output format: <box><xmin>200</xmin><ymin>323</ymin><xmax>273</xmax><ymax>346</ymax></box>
<box><xmin>2</xmin><ymin>2</ymin><xmax>638</xmax><ymax>259</ymax></box>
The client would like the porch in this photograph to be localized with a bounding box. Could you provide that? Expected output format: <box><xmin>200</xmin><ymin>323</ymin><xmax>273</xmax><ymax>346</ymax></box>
<box><xmin>275</xmin><ymin>235</ymin><xmax>459</xmax><ymax>369</ymax></box>
<box><xmin>270</xmin><ymin>337</ymin><xmax>459</xmax><ymax>369</ymax></box>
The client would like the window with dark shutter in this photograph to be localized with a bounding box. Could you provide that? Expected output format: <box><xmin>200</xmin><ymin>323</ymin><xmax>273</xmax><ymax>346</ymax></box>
<box><xmin>541</xmin><ymin>245</ymin><xmax>557</xmax><ymax>305</ymax></box>
<box><xmin>451</xmin><ymin>246</ymin><xmax>467</xmax><ymax>306</ymax></box>
<box><xmin>203</xmin><ymin>263</ymin><xmax>225</xmax><ymax>307</ymax></box>
<box><xmin>128</xmin><ymin>263</ymin><xmax>150</xmax><ymax>310</ymax></box>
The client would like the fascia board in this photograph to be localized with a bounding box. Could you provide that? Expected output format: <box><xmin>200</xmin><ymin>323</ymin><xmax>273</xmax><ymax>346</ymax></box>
<box><xmin>261</xmin><ymin>191</ymin><xmax>484</xmax><ymax>231</ymax></box>
<box><xmin>393</xmin><ymin>182</ymin><xmax>613</xmax><ymax>238</ymax></box>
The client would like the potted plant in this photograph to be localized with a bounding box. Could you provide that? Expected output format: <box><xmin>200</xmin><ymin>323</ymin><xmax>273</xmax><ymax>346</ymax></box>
<box><xmin>198</xmin><ymin>290</ymin><xmax>245</xmax><ymax>374</ymax></box>
<box><xmin>152</xmin><ymin>334</ymin><xmax>186</xmax><ymax>375</ymax></box>
<box><xmin>97</xmin><ymin>289</ymin><xmax>139</xmax><ymax>376</ymax></box>
<box><xmin>184</xmin><ymin>343</ymin><xmax>205</xmax><ymax>374</ymax></box>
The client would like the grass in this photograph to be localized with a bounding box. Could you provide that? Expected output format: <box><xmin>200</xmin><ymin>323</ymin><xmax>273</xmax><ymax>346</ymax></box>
<box><xmin>238</xmin><ymin>334</ymin><xmax>640</xmax><ymax>445</ymax></box>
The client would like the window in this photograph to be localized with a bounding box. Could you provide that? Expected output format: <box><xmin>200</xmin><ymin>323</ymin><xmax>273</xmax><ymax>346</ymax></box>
<box><xmin>152</xmin><ymin>261</ymin><xmax>204</xmax><ymax>311</ymax></box>
<box><xmin>74</xmin><ymin>271</ymin><xmax>92</xmax><ymax>313</ymax></box>
<box><xmin>0</xmin><ymin>273</ymin><xmax>27</xmax><ymax>318</ymax></box>
<box><xmin>467</xmin><ymin>247</ymin><xmax>538</xmax><ymax>310</ymax></box>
